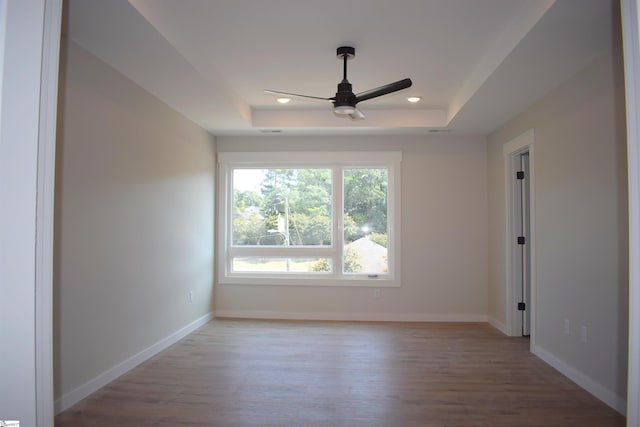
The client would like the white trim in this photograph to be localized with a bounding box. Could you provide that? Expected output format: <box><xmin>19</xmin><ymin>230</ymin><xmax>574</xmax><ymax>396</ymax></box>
<box><xmin>35</xmin><ymin>0</ymin><xmax>62</xmax><ymax>424</ymax></box>
<box><xmin>217</xmin><ymin>277</ymin><xmax>400</xmax><ymax>287</ymax></box>
<box><xmin>503</xmin><ymin>129</ymin><xmax>536</xmax><ymax>346</ymax></box>
<box><xmin>622</xmin><ymin>0</ymin><xmax>640</xmax><ymax>424</ymax></box>
<box><xmin>532</xmin><ymin>343</ymin><xmax>626</xmax><ymax>415</ymax></box>
<box><xmin>54</xmin><ymin>313</ymin><xmax>214</xmax><ymax>414</ymax></box>
<box><xmin>218</xmin><ymin>151</ymin><xmax>402</xmax><ymax>287</ymax></box>
<box><xmin>502</xmin><ymin>128</ymin><xmax>535</xmax><ymax>156</ymax></box>
<box><xmin>0</xmin><ymin>0</ymin><xmax>7</xmax><ymax>129</ymax></box>
<box><xmin>214</xmin><ymin>310</ymin><xmax>488</xmax><ymax>323</ymax></box>
<box><xmin>488</xmin><ymin>317</ymin><xmax>508</xmax><ymax>335</ymax></box>
<box><xmin>218</xmin><ymin>151</ymin><xmax>402</xmax><ymax>164</ymax></box>
<box><xmin>0</xmin><ymin>1</ymin><xmax>58</xmax><ymax>424</ymax></box>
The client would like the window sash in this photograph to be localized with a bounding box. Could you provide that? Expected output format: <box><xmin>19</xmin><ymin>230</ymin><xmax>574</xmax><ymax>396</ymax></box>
<box><xmin>231</xmin><ymin>167</ymin><xmax>333</xmax><ymax>248</ymax></box>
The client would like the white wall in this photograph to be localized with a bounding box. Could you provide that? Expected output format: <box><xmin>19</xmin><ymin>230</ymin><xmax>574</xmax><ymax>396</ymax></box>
<box><xmin>54</xmin><ymin>40</ymin><xmax>216</xmax><ymax>405</ymax></box>
<box><xmin>216</xmin><ymin>135</ymin><xmax>488</xmax><ymax>321</ymax></box>
<box><xmin>487</xmin><ymin>46</ymin><xmax>628</xmax><ymax>410</ymax></box>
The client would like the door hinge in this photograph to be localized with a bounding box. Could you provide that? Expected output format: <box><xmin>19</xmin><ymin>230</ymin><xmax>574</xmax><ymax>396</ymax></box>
<box><xmin>518</xmin><ymin>302</ymin><xmax>526</xmax><ymax>311</ymax></box>
<box><xmin>516</xmin><ymin>171</ymin><xmax>525</xmax><ymax>180</ymax></box>
<box><xmin>517</xmin><ymin>236</ymin><xmax>526</xmax><ymax>245</ymax></box>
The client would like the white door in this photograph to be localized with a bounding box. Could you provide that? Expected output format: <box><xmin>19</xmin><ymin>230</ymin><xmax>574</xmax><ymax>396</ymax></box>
<box><xmin>517</xmin><ymin>152</ymin><xmax>531</xmax><ymax>337</ymax></box>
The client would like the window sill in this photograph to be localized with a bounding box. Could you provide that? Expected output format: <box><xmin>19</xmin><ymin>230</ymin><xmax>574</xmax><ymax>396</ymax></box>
<box><xmin>218</xmin><ymin>275</ymin><xmax>401</xmax><ymax>287</ymax></box>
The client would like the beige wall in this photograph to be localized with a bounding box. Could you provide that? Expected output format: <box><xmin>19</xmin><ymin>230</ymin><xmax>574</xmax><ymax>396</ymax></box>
<box><xmin>54</xmin><ymin>40</ymin><xmax>216</xmax><ymax>400</ymax></box>
<box><xmin>487</xmin><ymin>47</ymin><xmax>628</xmax><ymax>407</ymax></box>
<box><xmin>216</xmin><ymin>135</ymin><xmax>488</xmax><ymax>321</ymax></box>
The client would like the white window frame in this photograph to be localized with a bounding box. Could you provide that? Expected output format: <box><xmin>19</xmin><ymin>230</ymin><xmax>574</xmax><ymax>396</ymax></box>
<box><xmin>218</xmin><ymin>151</ymin><xmax>402</xmax><ymax>287</ymax></box>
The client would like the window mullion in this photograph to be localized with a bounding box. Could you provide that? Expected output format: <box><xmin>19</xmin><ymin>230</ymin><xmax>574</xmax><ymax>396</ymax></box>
<box><xmin>225</xmin><ymin>164</ymin><xmax>234</xmax><ymax>276</ymax></box>
<box><xmin>334</xmin><ymin>165</ymin><xmax>344</xmax><ymax>277</ymax></box>
<box><xmin>229</xmin><ymin>246</ymin><xmax>334</xmax><ymax>257</ymax></box>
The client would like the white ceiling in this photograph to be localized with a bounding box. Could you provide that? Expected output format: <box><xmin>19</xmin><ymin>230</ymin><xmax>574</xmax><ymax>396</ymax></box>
<box><xmin>65</xmin><ymin>0</ymin><xmax>616</xmax><ymax>136</ymax></box>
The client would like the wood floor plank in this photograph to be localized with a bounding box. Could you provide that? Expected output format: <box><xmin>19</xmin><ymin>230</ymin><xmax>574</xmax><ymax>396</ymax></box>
<box><xmin>55</xmin><ymin>319</ymin><xmax>625</xmax><ymax>426</ymax></box>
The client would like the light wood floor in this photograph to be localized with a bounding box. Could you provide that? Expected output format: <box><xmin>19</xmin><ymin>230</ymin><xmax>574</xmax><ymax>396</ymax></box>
<box><xmin>55</xmin><ymin>319</ymin><xmax>625</xmax><ymax>427</ymax></box>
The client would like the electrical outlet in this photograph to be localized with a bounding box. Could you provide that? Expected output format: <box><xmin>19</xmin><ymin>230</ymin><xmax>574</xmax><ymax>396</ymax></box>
<box><xmin>373</xmin><ymin>289</ymin><xmax>382</xmax><ymax>299</ymax></box>
<box><xmin>564</xmin><ymin>319</ymin><xmax>570</xmax><ymax>335</ymax></box>
<box><xmin>580</xmin><ymin>325</ymin><xmax>587</xmax><ymax>343</ymax></box>
<box><xmin>189</xmin><ymin>290</ymin><xmax>193</xmax><ymax>303</ymax></box>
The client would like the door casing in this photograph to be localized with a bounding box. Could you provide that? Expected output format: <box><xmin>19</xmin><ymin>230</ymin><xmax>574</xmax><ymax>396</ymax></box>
<box><xmin>504</xmin><ymin>129</ymin><xmax>536</xmax><ymax>342</ymax></box>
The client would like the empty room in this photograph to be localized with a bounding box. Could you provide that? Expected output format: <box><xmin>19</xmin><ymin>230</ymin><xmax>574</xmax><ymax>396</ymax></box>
<box><xmin>2</xmin><ymin>0</ymin><xmax>640</xmax><ymax>426</ymax></box>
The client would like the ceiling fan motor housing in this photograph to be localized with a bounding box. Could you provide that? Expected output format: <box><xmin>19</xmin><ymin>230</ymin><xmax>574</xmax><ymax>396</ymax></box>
<box><xmin>334</xmin><ymin>80</ymin><xmax>357</xmax><ymax>114</ymax></box>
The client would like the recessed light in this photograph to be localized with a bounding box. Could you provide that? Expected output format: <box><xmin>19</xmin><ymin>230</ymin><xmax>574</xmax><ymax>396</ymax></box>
<box><xmin>276</xmin><ymin>97</ymin><xmax>291</xmax><ymax>104</ymax></box>
<box><xmin>407</xmin><ymin>96</ymin><xmax>422</xmax><ymax>103</ymax></box>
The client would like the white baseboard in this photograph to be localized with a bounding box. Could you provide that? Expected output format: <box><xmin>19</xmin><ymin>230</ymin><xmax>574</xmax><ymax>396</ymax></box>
<box><xmin>531</xmin><ymin>343</ymin><xmax>626</xmax><ymax>415</ymax></box>
<box><xmin>214</xmin><ymin>310</ymin><xmax>488</xmax><ymax>323</ymax></box>
<box><xmin>54</xmin><ymin>312</ymin><xmax>214</xmax><ymax>414</ymax></box>
<box><xmin>488</xmin><ymin>317</ymin><xmax>508</xmax><ymax>335</ymax></box>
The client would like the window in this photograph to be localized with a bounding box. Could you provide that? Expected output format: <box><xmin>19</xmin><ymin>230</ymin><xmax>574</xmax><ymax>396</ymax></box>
<box><xmin>218</xmin><ymin>152</ymin><xmax>401</xmax><ymax>286</ymax></box>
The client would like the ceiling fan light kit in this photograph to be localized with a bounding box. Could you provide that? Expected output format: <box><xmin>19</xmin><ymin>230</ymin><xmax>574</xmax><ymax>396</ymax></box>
<box><xmin>335</xmin><ymin>105</ymin><xmax>356</xmax><ymax>115</ymax></box>
<box><xmin>265</xmin><ymin>46</ymin><xmax>412</xmax><ymax>121</ymax></box>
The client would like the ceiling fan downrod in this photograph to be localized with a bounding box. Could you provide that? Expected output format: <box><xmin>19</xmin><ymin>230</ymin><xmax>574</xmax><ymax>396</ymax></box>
<box><xmin>334</xmin><ymin>46</ymin><xmax>357</xmax><ymax>114</ymax></box>
<box><xmin>337</xmin><ymin>46</ymin><xmax>355</xmax><ymax>80</ymax></box>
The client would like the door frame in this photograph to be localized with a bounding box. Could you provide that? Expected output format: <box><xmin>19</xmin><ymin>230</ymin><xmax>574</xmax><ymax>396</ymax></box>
<box><xmin>503</xmin><ymin>129</ymin><xmax>536</xmax><ymax>342</ymax></box>
<box><xmin>36</xmin><ymin>0</ymin><xmax>62</xmax><ymax>423</ymax></box>
<box><xmin>0</xmin><ymin>0</ymin><xmax>61</xmax><ymax>425</ymax></box>
<box><xmin>622</xmin><ymin>0</ymin><xmax>640</xmax><ymax>423</ymax></box>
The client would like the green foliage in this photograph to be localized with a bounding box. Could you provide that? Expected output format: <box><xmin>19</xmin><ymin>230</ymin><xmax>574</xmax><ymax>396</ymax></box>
<box><xmin>310</xmin><ymin>258</ymin><xmax>331</xmax><ymax>272</ymax></box>
<box><xmin>289</xmin><ymin>169</ymin><xmax>331</xmax><ymax>216</ymax></box>
<box><xmin>233</xmin><ymin>189</ymin><xmax>261</xmax><ymax>213</ymax></box>
<box><xmin>309</xmin><ymin>248</ymin><xmax>365</xmax><ymax>273</ymax></box>
<box><xmin>260</xmin><ymin>168</ymin><xmax>331</xmax><ymax>217</ymax></box>
<box><xmin>260</xmin><ymin>168</ymin><xmax>296</xmax><ymax>214</ymax></box>
<box><xmin>263</xmin><ymin>214</ymin><xmax>279</xmax><ymax>234</ymax></box>
<box><xmin>343</xmin><ymin>247</ymin><xmax>363</xmax><ymax>273</ymax></box>
<box><xmin>343</xmin><ymin>213</ymin><xmax>360</xmax><ymax>242</ymax></box>
<box><xmin>343</xmin><ymin>168</ymin><xmax>388</xmax><ymax>235</ymax></box>
<box><xmin>289</xmin><ymin>213</ymin><xmax>331</xmax><ymax>245</ymax></box>
<box><xmin>233</xmin><ymin>211</ymin><xmax>265</xmax><ymax>245</ymax></box>
<box><xmin>232</xmin><ymin>167</ymin><xmax>389</xmax><ymax>249</ymax></box>
<box><xmin>368</xmin><ymin>232</ymin><xmax>387</xmax><ymax>248</ymax></box>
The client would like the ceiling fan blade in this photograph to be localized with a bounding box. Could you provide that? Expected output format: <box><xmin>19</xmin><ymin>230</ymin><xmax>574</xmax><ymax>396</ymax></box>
<box><xmin>264</xmin><ymin>90</ymin><xmax>332</xmax><ymax>101</ymax></box>
<box><xmin>354</xmin><ymin>78</ymin><xmax>412</xmax><ymax>103</ymax></box>
<box><xmin>348</xmin><ymin>109</ymin><xmax>365</xmax><ymax>121</ymax></box>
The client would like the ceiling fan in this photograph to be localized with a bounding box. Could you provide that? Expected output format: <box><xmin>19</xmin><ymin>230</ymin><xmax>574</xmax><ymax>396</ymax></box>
<box><xmin>265</xmin><ymin>46</ymin><xmax>412</xmax><ymax>120</ymax></box>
